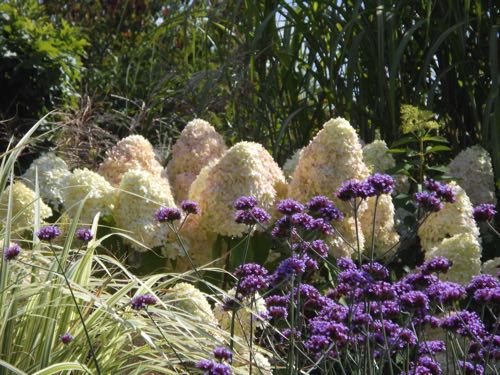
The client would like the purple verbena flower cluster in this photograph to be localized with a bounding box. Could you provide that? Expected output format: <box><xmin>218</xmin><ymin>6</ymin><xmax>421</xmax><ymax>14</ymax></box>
<box><xmin>36</xmin><ymin>225</ymin><xmax>61</xmax><ymax>241</ymax></box>
<box><xmin>415</xmin><ymin>179</ymin><xmax>456</xmax><ymax>212</ymax></box>
<box><xmin>75</xmin><ymin>228</ymin><xmax>93</xmax><ymax>242</ymax></box>
<box><xmin>130</xmin><ymin>294</ymin><xmax>157</xmax><ymax>310</ymax></box>
<box><xmin>155</xmin><ymin>206</ymin><xmax>182</xmax><ymax>222</ymax></box>
<box><xmin>472</xmin><ymin>203</ymin><xmax>496</xmax><ymax>222</ymax></box>
<box><xmin>233</xmin><ymin>196</ymin><xmax>271</xmax><ymax>226</ymax></box>
<box><xmin>336</xmin><ymin>173</ymin><xmax>395</xmax><ymax>202</ymax></box>
<box><xmin>3</xmin><ymin>243</ymin><xmax>21</xmax><ymax>261</ymax></box>
<box><xmin>196</xmin><ymin>346</ymin><xmax>232</xmax><ymax>375</ymax></box>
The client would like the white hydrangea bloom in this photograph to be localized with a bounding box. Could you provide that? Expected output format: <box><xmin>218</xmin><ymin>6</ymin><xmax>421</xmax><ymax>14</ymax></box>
<box><xmin>282</xmin><ymin>148</ymin><xmax>303</xmax><ymax>181</ymax></box>
<box><xmin>213</xmin><ymin>289</ymin><xmax>267</xmax><ymax>340</ymax></box>
<box><xmin>163</xmin><ymin>282</ymin><xmax>217</xmax><ymax>324</ymax></box>
<box><xmin>362</xmin><ymin>140</ymin><xmax>409</xmax><ymax>193</ymax></box>
<box><xmin>448</xmin><ymin>145</ymin><xmax>497</xmax><ymax>205</ymax></box>
<box><xmin>190</xmin><ymin>142</ymin><xmax>287</xmax><ymax>238</ymax></box>
<box><xmin>235</xmin><ymin>350</ymin><xmax>273</xmax><ymax>375</ymax></box>
<box><xmin>98</xmin><ymin>135</ymin><xmax>164</xmax><ymax>187</ymax></box>
<box><xmin>167</xmin><ymin>119</ymin><xmax>227</xmax><ymax>202</ymax></box>
<box><xmin>482</xmin><ymin>257</ymin><xmax>500</xmax><ymax>276</ymax></box>
<box><xmin>289</xmin><ymin>117</ymin><xmax>370</xmax><ymax>257</ymax></box>
<box><xmin>426</xmin><ymin>233</ymin><xmax>481</xmax><ymax>284</ymax></box>
<box><xmin>113</xmin><ymin>169</ymin><xmax>176</xmax><ymax>252</ymax></box>
<box><xmin>22</xmin><ymin>152</ymin><xmax>71</xmax><ymax>208</ymax></box>
<box><xmin>360</xmin><ymin>194</ymin><xmax>399</xmax><ymax>258</ymax></box>
<box><xmin>62</xmin><ymin>168</ymin><xmax>116</xmax><ymax>224</ymax></box>
<box><xmin>362</xmin><ymin>140</ymin><xmax>395</xmax><ymax>173</ymax></box>
<box><xmin>418</xmin><ymin>182</ymin><xmax>480</xmax><ymax>253</ymax></box>
<box><xmin>0</xmin><ymin>182</ymin><xmax>52</xmax><ymax>232</ymax></box>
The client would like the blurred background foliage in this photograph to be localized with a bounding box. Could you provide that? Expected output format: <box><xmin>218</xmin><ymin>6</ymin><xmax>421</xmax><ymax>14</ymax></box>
<box><xmin>1</xmin><ymin>0</ymin><xmax>499</xmax><ymax>179</ymax></box>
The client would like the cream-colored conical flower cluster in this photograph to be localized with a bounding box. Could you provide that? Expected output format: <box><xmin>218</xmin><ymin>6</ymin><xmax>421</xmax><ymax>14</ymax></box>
<box><xmin>163</xmin><ymin>282</ymin><xmax>217</xmax><ymax>324</ymax></box>
<box><xmin>62</xmin><ymin>168</ymin><xmax>116</xmax><ymax>224</ymax></box>
<box><xmin>482</xmin><ymin>257</ymin><xmax>500</xmax><ymax>276</ymax></box>
<box><xmin>0</xmin><ymin>182</ymin><xmax>52</xmax><ymax>232</ymax></box>
<box><xmin>190</xmin><ymin>141</ymin><xmax>287</xmax><ymax>238</ymax></box>
<box><xmin>362</xmin><ymin>140</ymin><xmax>395</xmax><ymax>173</ymax></box>
<box><xmin>178</xmin><ymin>160</ymin><xmax>220</xmax><ymax>267</ymax></box>
<box><xmin>362</xmin><ymin>140</ymin><xmax>409</xmax><ymax>193</ymax></box>
<box><xmin>289</xmin><ymin>117</ymin><xmax>370</xmax><ymax>258</ymax></box>
<box><xmin>22</xmin><ymin>152</ymin><xmax>71</xmax><ymax>208</ymax></box>
<box><xmin>425</xmin><ymin>233</ymin><xmax>481</xmax><ymax>284</ymax></box>
<box><xmin>282</xmin><ymin>148</ymin><xmax>303</xmax><ymax>181</ymax></box>
<box><xmin>98</xmin><ymin>135</ymin><xmax>164</xmax><ymax>187</ymax></box>
<box><xmin>167</xmin><ymin>119</ymin><xmax>227</xmax><ymax>202</ymax></box>
<box><xmin>114</xmin><ymin>169</ymin><xmax>176</xmax><ymax>252</ymax></box>
<box><xmin>213</xmin><ymin>289</ymin><xmax>267</xmax><ymax>339</ymax></box>
<box><xmin>448</xmin><ymin>145</ymin><xmax>497</xmax><ymax>205</ymax></box>
<box><xmin>360</xmin><ymin>194</ymin><xmax>399</xmax><ymax>258</ymax></box>
<box><xmin>418</xmin><ymin>182</ymin><xmax>480</xmax><ymax>253</ymax></box>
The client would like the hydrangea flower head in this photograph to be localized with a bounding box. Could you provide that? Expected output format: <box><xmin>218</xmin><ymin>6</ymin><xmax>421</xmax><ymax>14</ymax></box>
<box><xmin>189</xmin><ymin>142</ymin><xmax>287</xmax><ymax>237</ymax></box>
<box><xmin>418</xmin><ymin>182</ymin><xmax>480</xmax><ymax>254</ymax></box>
<box><xmin>289</xmin><ymin>118</ymin><xmax>370</xmax><ymax>257</ymax></box>
<box><xmin>449</xmin><ymin>145</ymin><xmax>497</xmax><ymax>205</ymax></box>
<box><xmin>167</xmin><ymin>119</ymin><xmax>227</xmax><ymax>202</ymax></box>
<box><xmin>22</xmin><ymin>152</ymin><xmax>71</xmax><ymax>208</ymax></box>
<box><xmin>98</xmin><ymin>135</ymin><xmax>164</xmax><ymax>187</ymax></box>
<box><xmin>0</xmin><ymin>182</ymin><xmax>52</xmax><ymax>232</ymax></box>
<box><xmin>62</xmin><ymin>168</ymin><xmax>115</xmax><ymax>223</ymax></box>
<box><xmin>114</xmin><ymin>170</ymin><xmax>177</xmax><ymax>252</ymax></box>
<box><xmin>425</xmin><ymin>233</ymin><xmax>481</xmax><ymax>284</ymax></box>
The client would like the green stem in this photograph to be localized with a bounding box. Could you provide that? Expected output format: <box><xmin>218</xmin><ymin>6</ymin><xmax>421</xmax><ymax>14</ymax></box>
<box><xmin>370</xmin><ymin>195</ymin><xmax>380</xmax><ymax>262</ymax></box>
<box><xmin>48</xmin><ymin>243</ymin><xmax>101</xmax><ymax>375</ymax></box>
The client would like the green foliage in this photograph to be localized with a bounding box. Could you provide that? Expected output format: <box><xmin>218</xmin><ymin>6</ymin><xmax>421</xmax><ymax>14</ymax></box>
<box><xmin>0</xmin><ymin>0</ymin><xmax>87</xmax><ymax>120</ymax></box>
<box><xmin>389</xmin><ymin>105</ymin><xmax>451</xmax><ymax>189</ymax></box>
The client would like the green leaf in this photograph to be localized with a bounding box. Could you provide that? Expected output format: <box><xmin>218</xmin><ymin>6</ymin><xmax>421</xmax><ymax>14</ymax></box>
<box><xmin>391</xmin><ymin>135</ymin><xmax>418</xmax><ymax>147</ymax></box>
<box><xmin>425</xmin><ymin>145</ymin><xmax>451</xmax><ymax>153</ymax></box>
<box><xmin>421</xmin><ymin>135</ymin><xmax>449</xmax><ymax>143</ymax></box>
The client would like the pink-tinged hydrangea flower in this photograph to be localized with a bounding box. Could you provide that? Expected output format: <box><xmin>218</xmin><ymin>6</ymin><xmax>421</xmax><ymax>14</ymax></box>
<box><xmin>448</xmin><ymin>145</ymin><xmax>497</xmax><ymax>205</ymax></box>
<box><xmin>188</xmin><ymin>142</ymin><xmax>287</xmax><ymax>237</ymax></box>
<box><xmin>167</xmin><ymin>119</ymin><xmax>227</xmax><ymax>202</ymax></box>
<box><xmin>289</xmin><ymin>117</ymin><xmax>370</xmax><ymax>258</ymax></box>
<box><xmin>418</xmin><ymin>182</ymin><xmax>481</xmax><ymax>254</ymax></box>
<box><xmin>0</xmin><ymin>182</ymin><xmax>52</xmax><ymax>232</ymax></box>
<box><xmin>98</xmin><ymin>135</ymin><xmax>164</xmax><ymax>187</ymax></box>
